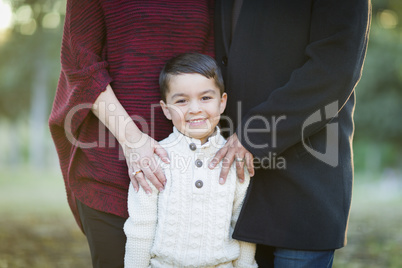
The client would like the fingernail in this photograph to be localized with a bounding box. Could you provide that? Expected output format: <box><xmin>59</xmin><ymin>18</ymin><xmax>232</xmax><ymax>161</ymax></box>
<box><xmin>159</xmin><ymin>188</ymin><xmax>164</xmax><ymax>193</ymax></box>
<box><xmin>134</xmin><ymin>187</ymin><xmax>138</xmax><ymax>192</ymax></box>
<box><xmin>146</xmin><ymin>190</ymin><xmax>152</xmax><ymax>196</ymax></box>
<box><xmin>209</xmin><ymin>163</ymin><xmax>214</xmax><ymax>169</ymax></box>
<box><xmin>219</xmin><ymin>178</ymin><xmax>224</xmax><ymax>184</ymax></box>
<box><xmin>240</xmin><ymin>179</ymin><xmax>244</xmax><ymax>183</ymax></box>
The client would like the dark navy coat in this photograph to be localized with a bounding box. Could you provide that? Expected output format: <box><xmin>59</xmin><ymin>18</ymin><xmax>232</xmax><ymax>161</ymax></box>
<box><xmin>215</xmin><ymin>0</ymin><xmax>371</xmax><ymax>250</ymax></box>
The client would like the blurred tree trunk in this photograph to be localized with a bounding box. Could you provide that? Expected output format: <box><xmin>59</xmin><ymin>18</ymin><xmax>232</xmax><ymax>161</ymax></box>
<box><xmin>28</xmin><ymin>30</ymin><xmax>48</xmax><ymax>168</ymax></box>
<box><xmin>365</xmin><ymin>143</ymin><xmax>381</xmax><ymax>176</ymax></box>
<box><xmin>9</xmin><ymin>122</ymin><xmax>22</xmax><ymax>167</ymax></box>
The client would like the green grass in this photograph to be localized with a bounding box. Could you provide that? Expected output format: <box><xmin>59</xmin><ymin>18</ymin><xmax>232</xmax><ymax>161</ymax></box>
<box><xmin>0</xmin><ymin>168</ymin><xmax>401</xmax><ymax>267</ymax></box>
<box><xmin>0</xmin><ymin>167</ymin><xmax>70</xmax><ymax>214</ymax></box>
<box><xmin>0</xmin><ymin>167</ymin><xmax>91</xmax><ymax>268</ymax></box>
<box><xmin>333</xmin><ymin>174</ymin><xmax>402</xmax><ymax>268</ymax></box>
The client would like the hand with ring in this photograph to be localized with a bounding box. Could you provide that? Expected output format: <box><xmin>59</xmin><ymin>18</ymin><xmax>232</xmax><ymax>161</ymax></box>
<box><xmin>132</xmin><ymin>169</ymin><xmax>143</xmax><ymax>177</ymax></box>
<box><xmin>209</xmin><ymin>133</ymin><xmax>254</xmax><ymax>184</ymax></box>
<box><xmin>123</xmin><ymin>133</ymin><xmax>169</xmax><ymax>195</ymax></box>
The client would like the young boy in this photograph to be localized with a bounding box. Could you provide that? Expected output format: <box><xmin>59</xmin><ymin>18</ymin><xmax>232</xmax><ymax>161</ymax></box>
<box><xmin>124</xmin><ymin>53</ymin><xmax>257</xmax><ymax>268</ymax></box>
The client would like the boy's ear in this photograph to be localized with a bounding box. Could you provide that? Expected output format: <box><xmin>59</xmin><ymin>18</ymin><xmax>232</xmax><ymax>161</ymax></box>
<box><xmin>160</xmin><ymin>100</ymin><xmax>172</xmax><ymax>120</ymax></box>
<box><xmin>219</xmin><ymin>93</ymin><xmax>228</xmax><ymax>114</ymax></box>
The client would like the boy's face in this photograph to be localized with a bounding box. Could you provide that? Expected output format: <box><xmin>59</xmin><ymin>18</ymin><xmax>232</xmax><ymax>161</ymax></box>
<box><xmin>160</xmin><ymin>73</ymin><xmax>227</xmax><ymax>144</ymax></box>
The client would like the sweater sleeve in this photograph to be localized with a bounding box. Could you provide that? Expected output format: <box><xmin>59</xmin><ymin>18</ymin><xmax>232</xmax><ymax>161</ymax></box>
<box><xmin>49</xmin><ymin>0</ymin><xmax>112</xmax><ymax>138</ymax></box>
<box><xmin>124</xmin><ymin>181</ymin><xmax>159</xmax><ymax>268</ymax></box>
<box><xmin>231</xmin><ymin>171</ymin><xmax>257</xmax><ymax>268</ymax></box>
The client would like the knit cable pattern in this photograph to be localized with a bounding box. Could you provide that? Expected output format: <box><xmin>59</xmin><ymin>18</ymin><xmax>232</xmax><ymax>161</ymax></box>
<box><xmin>124</xmin><ymin>128</ymin><xmax>257</xmax><ymax>267</ymax></box>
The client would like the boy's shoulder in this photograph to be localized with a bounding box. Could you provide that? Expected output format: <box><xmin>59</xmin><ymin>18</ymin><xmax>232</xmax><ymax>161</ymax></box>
<box><xmin>158</xmin><ymin>132</ymin><xmax>178</xmax><ymax>148</ymax></box>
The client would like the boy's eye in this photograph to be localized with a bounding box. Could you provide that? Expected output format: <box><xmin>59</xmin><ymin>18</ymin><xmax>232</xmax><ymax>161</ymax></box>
<box><xmin>175</xmin><ymin>99</ymin><xmax>186</xmax><ymax>104</ymax></box>
<box><xmin>201</xmin><ymin>96</ymin><xmax>212</xmax><ymax>101</ymax></box>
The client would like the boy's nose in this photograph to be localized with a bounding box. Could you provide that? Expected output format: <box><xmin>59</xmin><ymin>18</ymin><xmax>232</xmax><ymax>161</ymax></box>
<box><xmin>188</xmin><ymin>101</ymin><xmax>202</xmax><ymax>113</ymax></box>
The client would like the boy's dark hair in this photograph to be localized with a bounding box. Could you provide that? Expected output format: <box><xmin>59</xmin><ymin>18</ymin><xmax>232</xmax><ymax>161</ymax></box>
<box><xmin>159</xmin><ymin>53</ymin><xmax>225</xmax><ymax>102</ymax></box>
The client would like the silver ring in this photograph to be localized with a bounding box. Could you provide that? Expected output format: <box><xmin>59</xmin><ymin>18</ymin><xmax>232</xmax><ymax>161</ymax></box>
<box><xmin>235</xmin><ymin>158</ymin><xmax>245</xmax><ymax>162</ymax></box>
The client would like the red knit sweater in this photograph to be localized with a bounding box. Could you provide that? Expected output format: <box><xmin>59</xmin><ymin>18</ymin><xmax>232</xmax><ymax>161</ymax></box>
<box><xmin>49</xmin><ymin>0</ymin><xmax>215</xmax><ymax>229</ymax></box>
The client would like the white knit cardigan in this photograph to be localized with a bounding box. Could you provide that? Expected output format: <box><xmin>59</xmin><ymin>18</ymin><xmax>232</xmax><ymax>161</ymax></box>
<box><xmin>124</xmin><ymin>127</ymin><xmax>257</xmax><ymax>268</ymax></box>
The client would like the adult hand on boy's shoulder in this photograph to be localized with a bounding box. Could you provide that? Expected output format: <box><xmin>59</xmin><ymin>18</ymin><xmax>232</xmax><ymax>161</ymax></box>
<box><xmin>209</xmin><ymin>133</ymin><xmax>254</xmax><ymax>184</ymax></box>
<box><xmin>125</xmin><ymin>135</ymin><xmax>169</xmax><ymax>194</ymax></box>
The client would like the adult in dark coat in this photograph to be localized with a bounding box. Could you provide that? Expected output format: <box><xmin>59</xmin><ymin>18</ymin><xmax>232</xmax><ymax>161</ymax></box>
<box><xmin>211</xmin><ymin>0</ymin><xmax>371</xmax><ymax>266</ymax></box>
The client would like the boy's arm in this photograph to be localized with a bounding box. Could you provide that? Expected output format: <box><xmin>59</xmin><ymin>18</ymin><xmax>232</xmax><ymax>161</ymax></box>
<box><xmin>124</xmin><ymin>180</ymin><xmax>159</xmax><ymax>267</ymax></box>
<box><xmin>231</xmin><ymin>170</ymin><xmax>258</xmax><ymax>268</ymax></box>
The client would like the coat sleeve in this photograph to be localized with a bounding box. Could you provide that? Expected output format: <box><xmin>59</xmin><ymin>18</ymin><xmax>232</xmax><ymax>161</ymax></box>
<box><xmin>124</xmin><ymin>181</ymin><xmax>159</xmax><ymax>268</ymax></box>
<box><xmin>49</xmin><ymin>0</ymin><xmax>112</xmax><ymax>137</ymax></box>
<box><xmin>231</xmin><ymin>171</ymin><xmax>257</xmax><ymax>268</ymax></box>
<box><xmin>237</xmin><ymin>0</ymin><xmax>371</xmax><ymax>158</ymax></box>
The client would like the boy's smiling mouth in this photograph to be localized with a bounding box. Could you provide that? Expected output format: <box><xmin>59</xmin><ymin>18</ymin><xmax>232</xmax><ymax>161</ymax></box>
<box><xmin>188</xmin><ymin>118</ymin><xmax>206</xmax><ymax>123</ymax></box>
<box><xmin>187</xmin><ymin>118</ymin><xmax>208</xmax><ymax>126</ymax></box>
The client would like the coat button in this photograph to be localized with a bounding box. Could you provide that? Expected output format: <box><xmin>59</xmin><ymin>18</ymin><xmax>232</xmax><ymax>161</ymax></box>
<box><xmin>195</xmin><ymin>159</ymin><xmax>203</xmax><ymax>167</ymax></box>
<box><xmin>195</xmin><ymin>180</ymin><xmax>203</xmax><ymax>188</ymax></box>
<box><xmin>221</xmin><ymin>56</ymin><xmax>228</xmax><ymax>66</ymax></box>
<box><xmin>189</xmin><ymin>143</ymin><xmax>196</xmax><ymax>151</ymax></box>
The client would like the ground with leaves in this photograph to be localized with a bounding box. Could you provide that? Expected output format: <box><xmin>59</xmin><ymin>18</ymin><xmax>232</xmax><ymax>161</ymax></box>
<box><xmin>0</xmin><ymin>168</ymin><xmax>401</xmax><ymax>268</ymax></box>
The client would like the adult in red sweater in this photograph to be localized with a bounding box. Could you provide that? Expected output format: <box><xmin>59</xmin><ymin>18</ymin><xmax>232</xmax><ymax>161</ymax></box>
<box><xmin>49</xmin><ymin>1</ymin><xmax>215</xmax><ymax>267</ymax></box>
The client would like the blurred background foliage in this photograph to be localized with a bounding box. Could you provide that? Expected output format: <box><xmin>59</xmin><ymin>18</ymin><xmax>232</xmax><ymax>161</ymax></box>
<box><xmin>0</xmin><ymin>0</ymin><xmax>401</xmax><ymax>267</ymax></box>
<box><xmin>0</xmin><ymin>0</ymin><xmax>401</xmax><ymax>172</ymax></box>
<box><xmin>0</xmin><ymin>0</ymin><xmax>65</xmax><ymax>169</ymax></box>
